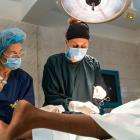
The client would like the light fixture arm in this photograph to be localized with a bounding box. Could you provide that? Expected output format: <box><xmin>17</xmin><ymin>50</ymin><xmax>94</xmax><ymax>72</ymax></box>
<box><xmin>86</xmin><ymin>0</ymin><xmax>101</xmax><ymax>10</ymax></box>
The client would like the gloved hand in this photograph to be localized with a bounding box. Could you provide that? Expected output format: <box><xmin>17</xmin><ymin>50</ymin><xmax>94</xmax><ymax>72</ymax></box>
<box><xmin>41</xmin><ymin>105</ymin><xmax>65</xmax><ymax>113</ymax></box>
<box><xmin>68</xmin><ymin>101</ymin><xmax>100</xmax><ymax>115</ymax></box>
<box><xmin>93</xmin><ymin>86</ymin><xmax>107</xmax><ymax>100</ymax></box>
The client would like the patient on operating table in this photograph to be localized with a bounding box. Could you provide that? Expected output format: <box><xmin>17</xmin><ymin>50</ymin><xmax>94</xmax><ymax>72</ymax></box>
<box><xmin>0</xmin><ymin>99</ymin><xmax>139</xmax><ymax>140</ymax></box>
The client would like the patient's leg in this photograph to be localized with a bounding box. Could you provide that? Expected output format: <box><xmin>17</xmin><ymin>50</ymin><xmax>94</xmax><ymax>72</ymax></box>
<box><xmin>0</xmin><ymin>121</ymin><xmax>10</xmax><ymax>140</ymax></box>
<box><xmin>16</xmin><ymin>130</ymin><xmax>32</xmax><ymax>140</ymax></box>
<box><xmin>7</xmin><ymin>100</ymin><xmax>111</xmax><ymax>140</ymax></box>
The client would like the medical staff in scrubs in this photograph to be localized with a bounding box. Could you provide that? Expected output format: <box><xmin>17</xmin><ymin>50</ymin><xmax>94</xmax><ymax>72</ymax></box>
<box><xmin>0</xmin><ymin>28</ymin><xmax>35</xmax><ymax>124</ymax></box>
<box><xmin>42</xmin><ymin>19</ymin><xmax>106</xmax><ymax>113</ymax></box>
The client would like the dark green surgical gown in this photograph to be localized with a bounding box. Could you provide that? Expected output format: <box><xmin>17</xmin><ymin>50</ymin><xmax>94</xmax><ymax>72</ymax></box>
<box><xmin>42</xmin><ymin>53</ymin><xmax>106</xmax><ymax>110</ymax></box>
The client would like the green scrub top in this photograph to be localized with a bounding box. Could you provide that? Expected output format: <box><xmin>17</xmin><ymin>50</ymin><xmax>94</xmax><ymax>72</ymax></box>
<box><xmin>42</xmin><ymin>53</ymin><xmax>106</xmax><ymax>110</ymax></box>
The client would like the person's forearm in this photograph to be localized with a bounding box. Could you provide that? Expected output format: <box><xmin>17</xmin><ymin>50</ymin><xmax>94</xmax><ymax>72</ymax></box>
<box><xmin>7</xmin><ymin>100</ymin><xmax>111</xmax><ymax>140</ymax></box>
<box><xmin>44</xmin><ymin>95</ymin><xmax>71</xmax><ymax>111</ymax></box>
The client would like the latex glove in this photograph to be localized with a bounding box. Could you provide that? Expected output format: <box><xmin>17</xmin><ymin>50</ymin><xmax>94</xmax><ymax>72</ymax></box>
<box><xmin>68</xmin><ymin>101</ymin><xmax>100</xmax><ymax>115</ymax></box>
<box><xmin>41</xmin><ymin>105</ymin><xmax>65</xmax><ymax>113</ymax></box>
<box><xmin>93</xmin><ymin>86</ymin><xmax>107</xmax><ymax>100</ymax></box>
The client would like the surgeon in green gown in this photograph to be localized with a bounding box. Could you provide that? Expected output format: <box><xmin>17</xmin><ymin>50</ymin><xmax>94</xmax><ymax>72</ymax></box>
<box><xmin>42</xmin><ymin>19</ymin><xmax>106</xmax><ymax>113</ymax></box>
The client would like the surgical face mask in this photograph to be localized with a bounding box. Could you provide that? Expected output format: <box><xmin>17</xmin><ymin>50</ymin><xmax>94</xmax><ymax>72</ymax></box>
<box><xmin>3</xmin><ymin>57</ymin><xmax>21</xmax><ymax>70</ymax></box>
<box><xmin>65</xmin><ymin>47</ymin><xmax>88</xmax><ymax>62</ymax></box>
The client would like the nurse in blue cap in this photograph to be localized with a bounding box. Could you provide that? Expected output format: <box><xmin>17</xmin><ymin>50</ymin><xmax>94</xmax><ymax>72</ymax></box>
<box><xmin>0</xmin><ymin>28</ymin><xmax>35</xmax><ymax>124</ymax></box>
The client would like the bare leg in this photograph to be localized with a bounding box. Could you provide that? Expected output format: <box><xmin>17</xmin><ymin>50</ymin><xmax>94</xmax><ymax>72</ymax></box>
<box><xmin>6</xmin><ymin>100</ymin><xmax>111</xmax><ymax>140</ymax></box>
<box><xmin>0</xmin><ymin>121</ymin><xmax>10</xmax><ymax>140</ymax></box>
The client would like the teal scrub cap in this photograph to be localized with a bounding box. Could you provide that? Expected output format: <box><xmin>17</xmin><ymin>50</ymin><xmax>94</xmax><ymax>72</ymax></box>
<box><xmin>0</xmin><ymin>28</ymin><xmax>26</xmax><ymax>56</ymax></box>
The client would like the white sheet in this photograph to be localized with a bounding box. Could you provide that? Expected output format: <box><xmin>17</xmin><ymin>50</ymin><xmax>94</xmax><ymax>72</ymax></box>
<box><xmin>91</xmin><ymin>99</ymin><xmax>140</xmax><ymax>140</ymax></box>
<box><xmin>33</xmin><ymin>99</ymin><xmax>140</xmax><ymax>140</ymax></box>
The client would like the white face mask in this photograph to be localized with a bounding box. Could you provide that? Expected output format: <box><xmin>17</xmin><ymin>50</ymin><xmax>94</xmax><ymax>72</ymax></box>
<box><xmin>65</xmin><ymin>48</ymin><xmax>88</xmax><ymax>62</ymax></box>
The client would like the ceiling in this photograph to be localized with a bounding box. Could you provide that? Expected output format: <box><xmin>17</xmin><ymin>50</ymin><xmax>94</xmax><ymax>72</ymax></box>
<box><xmin>23</xmin><ymin>0</ymin><xmax>68</xmax><ymax>27</ymax></box>
<box><xmin>0</xmin><ymin>0</ymin><xmax>140</xmax><ymax>44</ymax></box>
<box><xmin>0</xmin><ymin>0</ymin><xmax>37</xmax><ymax>21</ymax></box>
<box><xmin>22</xmin><ymin>0</ymin><xmax>140</xmax><ymax>30</ymax></box>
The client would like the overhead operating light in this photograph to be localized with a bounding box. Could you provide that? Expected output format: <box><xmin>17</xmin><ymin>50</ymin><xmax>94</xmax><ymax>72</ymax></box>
<box><xmin>61</xmin><ymin>0</ymin><xmax>132</xmax><ymax>23</ymax></box>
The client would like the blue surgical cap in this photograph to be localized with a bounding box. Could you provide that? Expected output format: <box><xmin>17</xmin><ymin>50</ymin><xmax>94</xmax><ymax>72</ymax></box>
<box><xmin>0</xmin><ymin>28</ymin><xmax>26</xmax><ymax>56</ymax></box>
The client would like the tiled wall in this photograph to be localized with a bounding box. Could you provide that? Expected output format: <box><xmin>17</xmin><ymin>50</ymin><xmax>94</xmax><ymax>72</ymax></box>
<box><xmin>0</xmin><ymin>19</ymin><xmax>140</xmax><ymax>107</ymax></box>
